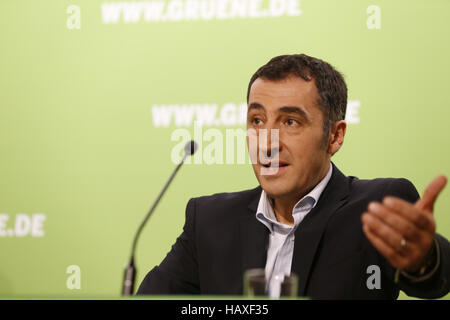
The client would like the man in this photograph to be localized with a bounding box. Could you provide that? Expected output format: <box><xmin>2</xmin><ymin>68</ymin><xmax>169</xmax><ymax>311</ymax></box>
<box><xmin>137</xmin><ymin>54</ymin><xmax>450</xmax><ymax>299</ymax></box>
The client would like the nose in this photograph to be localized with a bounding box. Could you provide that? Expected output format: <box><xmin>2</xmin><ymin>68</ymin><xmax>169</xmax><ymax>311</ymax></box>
<box><xmin>259</xmin><ymin>127</ymin><xmax>280</xmax><ymax>159</ymax></box>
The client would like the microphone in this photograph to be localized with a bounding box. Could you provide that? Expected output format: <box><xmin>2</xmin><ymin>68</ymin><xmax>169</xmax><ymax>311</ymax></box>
<box><xmin>122</xmin><ymin>140</ymin><xmax>198</xmax><ymax>296</ymax></box>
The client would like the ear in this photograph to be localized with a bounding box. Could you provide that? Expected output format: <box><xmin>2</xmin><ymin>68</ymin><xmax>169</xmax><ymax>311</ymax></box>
<box><xmin>327</xmin><ymin>120</ymin><xmax>347</xmax><ymax>155</ymax></box>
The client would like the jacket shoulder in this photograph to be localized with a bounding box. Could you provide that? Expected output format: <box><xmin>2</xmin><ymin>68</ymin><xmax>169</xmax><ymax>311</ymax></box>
<box><xmin>190</xmin><ymin>186</ymin><xmax>260</xmax><ymax>209</ymax></box>
<box><xmin>185</xmin><ymin>186</ymin><xmax>261</xmax><ymax>223</ymax></box>
<box><xmin>348</xmin><ymin>176</ymin><xmax>419</xmax><ymax>203</ymax></box>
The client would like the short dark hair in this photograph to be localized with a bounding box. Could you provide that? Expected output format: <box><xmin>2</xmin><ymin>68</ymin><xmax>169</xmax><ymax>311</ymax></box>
<box><xmin>247</xmin><ymin>54</ymin><xmax>347</xmax><ymax>145</ymax></box>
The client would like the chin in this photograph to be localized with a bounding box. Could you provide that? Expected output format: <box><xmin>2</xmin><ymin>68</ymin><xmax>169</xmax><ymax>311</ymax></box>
<box><xmin>259</xmin><ymin>180</ymin><xmax>295</xmax><ymax>199</ymax></box>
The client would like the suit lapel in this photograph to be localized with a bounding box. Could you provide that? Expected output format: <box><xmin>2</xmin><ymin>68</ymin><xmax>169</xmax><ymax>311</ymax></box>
<box><xmin>291</xmin><ymin>163</ymin><xmax>350</xmax><ymax>296</ymax></box>
<box><xmin>239</xmin><ymin>187</ymin><xmax>269</xmax><ymax>275</ymax></box>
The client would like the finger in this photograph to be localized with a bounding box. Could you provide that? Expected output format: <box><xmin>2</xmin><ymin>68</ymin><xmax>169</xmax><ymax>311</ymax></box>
<box><xmin>367</xmin><ymin>202</ymin><xmax>419</xmax><ymax>241</ymax></box>
<box><xmin>382</xmin><ymin>197</ymin><xmax>435</xmax><ymax>231</ymax></box>
<box><xmin>362</xmin><ymin>223</ymin><xmax>409</xmax><ymax>269</ymax></box>
<box><xmin>416</xmin><ymin>175</ymin><xmax>447</xmax><ymax>213</ymax></box>
<box><xmin>361</xmin><ymin>212</ymin><xmax>406</xmax><ymax>253</ymax></box>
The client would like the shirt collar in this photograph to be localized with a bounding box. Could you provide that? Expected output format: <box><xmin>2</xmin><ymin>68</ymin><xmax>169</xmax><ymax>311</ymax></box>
<box><xmin>256</xmin><ymin>163</ymin><xmax>333</xmax><ymax>232</ymax></box>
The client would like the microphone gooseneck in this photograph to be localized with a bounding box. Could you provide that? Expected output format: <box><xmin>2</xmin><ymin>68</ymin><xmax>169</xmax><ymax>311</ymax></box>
<box><xmin>122</xmin><ymin>140</ymin><xmax>198</xmax><ymax>296</ymax></box>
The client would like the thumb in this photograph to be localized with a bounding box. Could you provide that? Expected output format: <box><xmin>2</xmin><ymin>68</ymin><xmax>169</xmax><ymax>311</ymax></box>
<box><xmin>415</xmin><ymin>175</ymin><xmax>447</xmax><ymax>213</ymax></box>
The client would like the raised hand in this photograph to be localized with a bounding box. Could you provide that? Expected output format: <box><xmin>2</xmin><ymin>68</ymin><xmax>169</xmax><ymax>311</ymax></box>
<box><xmin>361</xmin><ymin>176</ymin><xmax>447</xmax><ymax>273</ymax></box>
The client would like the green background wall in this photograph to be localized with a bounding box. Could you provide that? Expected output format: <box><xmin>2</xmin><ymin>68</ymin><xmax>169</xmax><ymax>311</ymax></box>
<box><xmin>0</xmin><ymin>0</ymin><xmax>449</xmax><ymax>299</ymax></box>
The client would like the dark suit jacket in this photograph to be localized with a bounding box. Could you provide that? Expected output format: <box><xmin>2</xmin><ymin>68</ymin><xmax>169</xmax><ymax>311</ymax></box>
<box><xmin>137</xmin><ymin>164</ymin><xmax>450</xmax><ymax>299</ymax></box>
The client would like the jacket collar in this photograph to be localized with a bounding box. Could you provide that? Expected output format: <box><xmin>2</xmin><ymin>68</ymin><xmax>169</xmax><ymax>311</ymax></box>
<box><xmin>240</xmin><ymin>186</ymin><xmax>267</xmax><ymax>277</ymax></box>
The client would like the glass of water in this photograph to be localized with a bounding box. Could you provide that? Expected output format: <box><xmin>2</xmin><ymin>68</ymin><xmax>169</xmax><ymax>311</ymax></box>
<box><xmin>243</xmin><ymin>268</ymin><xmax>298</xmax><ymax>298</ymax></box>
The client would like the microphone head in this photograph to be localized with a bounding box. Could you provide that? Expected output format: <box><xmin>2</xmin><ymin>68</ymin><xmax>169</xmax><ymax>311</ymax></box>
<box><xmin>184</xmin><ymin>140</ymin><xmax>198</xmax><ymax>156</ymax></box>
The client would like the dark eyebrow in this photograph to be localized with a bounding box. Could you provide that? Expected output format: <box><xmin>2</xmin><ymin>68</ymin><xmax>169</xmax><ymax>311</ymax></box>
<box><xmin>247</xmin><ymin>103</ymin><xmax>311</xmax><ymax>123</ymax></box>
<box><xmin>247</xmin><ymin>102</ymin><xmax>265</xmax><ymax>113</ymax></box>
<box><xmin>279</xmin><ymin>106</ymin><xmax>311</xmax><ymax>123</ymax></box>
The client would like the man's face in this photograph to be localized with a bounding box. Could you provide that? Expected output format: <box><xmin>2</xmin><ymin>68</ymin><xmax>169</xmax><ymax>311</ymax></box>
<box><xmin>247</xmin><ymin>75</ymin><xmax>331</xmax><ymax>201</ymax></box>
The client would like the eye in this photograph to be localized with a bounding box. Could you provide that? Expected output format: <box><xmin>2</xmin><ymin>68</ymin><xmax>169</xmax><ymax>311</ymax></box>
<box><xmin>251</xmin><ymin>117</ymin><xmax>263</xmax><ymax>125</ymax></box>
<box><xmin>285</xmin><ymin>118</ymin><xmax>299</xmax><ymax>126</ymax></box>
